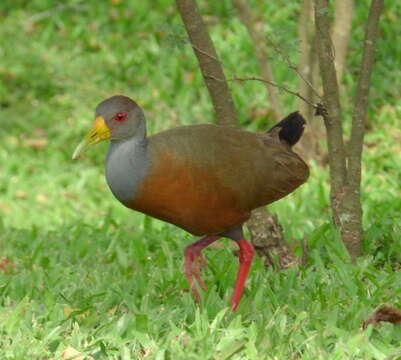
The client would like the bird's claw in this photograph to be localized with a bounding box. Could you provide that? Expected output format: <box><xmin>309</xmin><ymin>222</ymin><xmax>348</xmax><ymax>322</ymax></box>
<box><xmin>184</xmin><ymin>250</ymin><xmax>208</xmax><ymax>302</ymax></box>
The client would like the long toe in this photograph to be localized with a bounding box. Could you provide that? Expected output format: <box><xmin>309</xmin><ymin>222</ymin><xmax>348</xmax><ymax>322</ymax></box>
<box><xmin>184</xmin><ymin>253</ymin><xmax>201</xmax><ymax>303</ymax></box>
<box><xmin>199</xmin><ymin>253</ymin><xmax>208</xmax><ymax>269</ymax></box>
<box><xmin>192</xmin><ymin>258</ymin><xmax>207</xmax><ymax>291</ymax></box>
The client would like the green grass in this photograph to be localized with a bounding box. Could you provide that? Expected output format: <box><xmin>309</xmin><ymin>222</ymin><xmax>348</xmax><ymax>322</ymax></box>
<box><xmin>1</xmin><ymin>1</ymin><xmax>401</xmax><ymax>359</ymax></box>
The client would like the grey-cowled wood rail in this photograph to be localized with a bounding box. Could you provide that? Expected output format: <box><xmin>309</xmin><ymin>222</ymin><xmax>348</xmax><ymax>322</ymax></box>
<box><xmin>72</xmin><ymin>95</ymin><xmax>309</xmax><ymax>311</ymax></box>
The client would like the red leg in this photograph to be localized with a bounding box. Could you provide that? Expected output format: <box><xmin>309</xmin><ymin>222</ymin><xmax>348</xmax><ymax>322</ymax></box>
<box><xmin>184</xmin><ymin>236</ymin><xmax>220</xmax><ymax>303</ymax></box>
<box><xmin>231</xmin><ymin>238</ymin><xmax>255</xmax><ymax>311</ymax></box>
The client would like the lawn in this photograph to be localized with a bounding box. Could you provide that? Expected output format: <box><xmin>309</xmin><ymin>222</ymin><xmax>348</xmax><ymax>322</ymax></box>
<box><xmin>1</xmin><ymin>1</ymin><xmax>401</xmax><ymax>359</ymax></box>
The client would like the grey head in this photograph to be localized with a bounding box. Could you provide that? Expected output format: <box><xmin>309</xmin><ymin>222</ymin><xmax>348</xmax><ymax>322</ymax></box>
<box><xmin>96</xmin><ymin>95</ymin><xmax>146</xmax><ymax>141</ymax></box>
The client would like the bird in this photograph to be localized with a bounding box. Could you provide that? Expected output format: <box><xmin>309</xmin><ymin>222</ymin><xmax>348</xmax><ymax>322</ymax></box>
<box><xmin>72</xmin><ymin>95</ymin><xmax>309</xmax><ymax>311</ymax></box>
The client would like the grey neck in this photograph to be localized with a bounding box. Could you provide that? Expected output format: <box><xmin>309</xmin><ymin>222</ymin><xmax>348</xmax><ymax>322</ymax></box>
<box><xmin>105</xmin><ymin>131</ymin><xmax>149</xmax><ymax>206</ymax></box>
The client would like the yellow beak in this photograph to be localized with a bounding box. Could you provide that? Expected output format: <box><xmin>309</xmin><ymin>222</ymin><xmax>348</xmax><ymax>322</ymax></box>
<box><xmin>72</xmin><ymin>116</ymin><xmax>111</xmax><ymax>160</ymax></box>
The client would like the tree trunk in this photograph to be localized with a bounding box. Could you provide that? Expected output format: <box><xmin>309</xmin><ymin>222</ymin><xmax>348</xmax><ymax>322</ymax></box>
<box><xmin>314</xmin><ymin>0</ymin><xmax>384</xmax><ymax>258</ymax></box>
<box><xmin>314</xmin><ymin>0</ymin><xmax>347</xmax><ymax>226</ymax></box>
<box><xmin>340</xmin><ymin>0</ymin><xmax>384</xmax><ymax>257</ymax></box>
<box><xmin>247</xmin><ymin>207</ymin><xmax>298</xmax><ymax>269</ymax></box>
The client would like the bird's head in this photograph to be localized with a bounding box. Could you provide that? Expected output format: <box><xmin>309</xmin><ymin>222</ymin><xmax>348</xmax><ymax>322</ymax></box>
<box><xmin>72</xmin><ymin>95</ymin><xmax>144</xmax><ymax>159</ymax></box>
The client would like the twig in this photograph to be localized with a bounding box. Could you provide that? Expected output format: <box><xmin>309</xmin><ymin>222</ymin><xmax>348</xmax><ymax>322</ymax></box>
<box><xmin>230</xmin><ymin>76</ymin><xmax>317</xmax><ymax>108</ymax></box>
<box><xmin>265</xmin><ymin>34</ymin><xmax>323</xmax><ymax>101</ymax></box>
<box><xmin>25</xmin><ymin>3</ymin><xmax>87</xmax><ymax>25</ymax></box>
<box><xmin>291</xmin><ymin>65</ymin><xmax>323</xmax><ymax>101</ymax></box>
<box><xmin>190</xmin><ymin>44</ymin><xmax>219</xmax><ymax>62</ymax></box>
<box><xmin>206</xmin><ymin>74</ymin><xmax>320</xmax><ymax>110</ymax></box>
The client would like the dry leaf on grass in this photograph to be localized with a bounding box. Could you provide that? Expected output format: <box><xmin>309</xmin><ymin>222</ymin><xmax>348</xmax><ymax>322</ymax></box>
<box><xmin>362</xmin><ymin>305</ymin><xmax>401</xmax><ymax>329</ymax></box>
<box><xmin>6</xmin><ymin>136</ymin><xmax>19</xmax><ymax>147</ymax></box>
<box><xmin>107</xmin><ymin>306</ymin><xmax>118</xmax><ymax>316</ymax></box>
<box><xmin>63</xmin><ymin>307</ymin><xmax>89</xmax><ymax>319</ymax></box>
<box><xmin>0</xmin><ymin>258</ymin><xmax>16</xmax><ymax>275</ymax></box>
<box><xmin>36</xmin><ymin>193</ymin><xmax>50</xmax><ymax>204</ymax></box>
<box><xmin>140</xmin><ymin>348</ymin><xmax>153</xmax><ymax>358</ymax></box>
<box><xmin>61</xmin><ymin>346</ymin><xmax>94</xmax><ymax>360</ymax></box>
<box><xmin>15</xmin><ymin>190</ymin><xmax>27</xmax><ymax>199</ymax></box>
<box><xmin>33</xmin><ymin>128</ymin><xmax>47</xmax><ymax>136</ymax></box>
<box><xmin>23</xmin><ymin>137</ymin><xmax>48</xmax><ymax>149</ymax></box>
<box><xmin>0</xmin><ymin>203</ymin><xmax>12</xmax><ymax>213</ymax></box>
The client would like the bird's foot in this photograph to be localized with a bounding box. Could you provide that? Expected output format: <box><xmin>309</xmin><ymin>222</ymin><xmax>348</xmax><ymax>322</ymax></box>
<box><xmin>184</xmin><ymin>247</ymin><xmax>208</xmax><ymax>303</ymax></box>
<box><xmin>184</xmin><ymin>236</ymin><xmax>220</xmax><ymax>303</ymax></box>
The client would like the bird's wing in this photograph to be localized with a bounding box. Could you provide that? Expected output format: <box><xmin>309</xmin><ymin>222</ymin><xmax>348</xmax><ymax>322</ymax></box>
<box><xmin>147</xmin><ymin>124</ymin><xmax>309</xmax><ymax>210</ymax></box>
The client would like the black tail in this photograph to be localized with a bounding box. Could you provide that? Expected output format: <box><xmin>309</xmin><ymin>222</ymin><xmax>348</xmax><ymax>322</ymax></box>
<box><xmin>267</xmin><ymin>111</ymin><xmax>306</xmax><ymax>147</ymax></box>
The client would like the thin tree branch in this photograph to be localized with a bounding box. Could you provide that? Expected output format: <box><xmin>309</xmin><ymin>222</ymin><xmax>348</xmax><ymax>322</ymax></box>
<box><xmin>294</xmin><ymin>64</ymin><xmax>323</xmax><ymax>101</ymax></box>
<box><xmin>25</xmin><ymin>3</ymin><xmax>87</xmax><ymax>24</ymax></box>
<box><xmin>206</xmin><ymin>74</ymin><xmax>320</xmax><ymax>110</ymax></box>
<box><xmin>264</xmin><ymin>31</ymin><xmax>323</xmax><ymax>101</ymax></box>
<box><xmin>190</xmin><ymin>43</ymin><xmax>219</xmax><ymax>62</ymax></box>
<box><xmin>347</xmin><ymin>0</ymin><xmax>384</xmax><ymax>189</ymax></box>
<box><xmin>230</xmin><ymin>77</ymin><xmax>319</xmax><ymax>109</ymax></box>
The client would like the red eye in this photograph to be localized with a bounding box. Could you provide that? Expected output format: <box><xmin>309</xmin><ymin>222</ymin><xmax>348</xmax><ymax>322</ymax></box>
<box><xmin>114</xmin><ymin>112</ymin><xmax>128</xmax><ymax>122</ymax></box>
